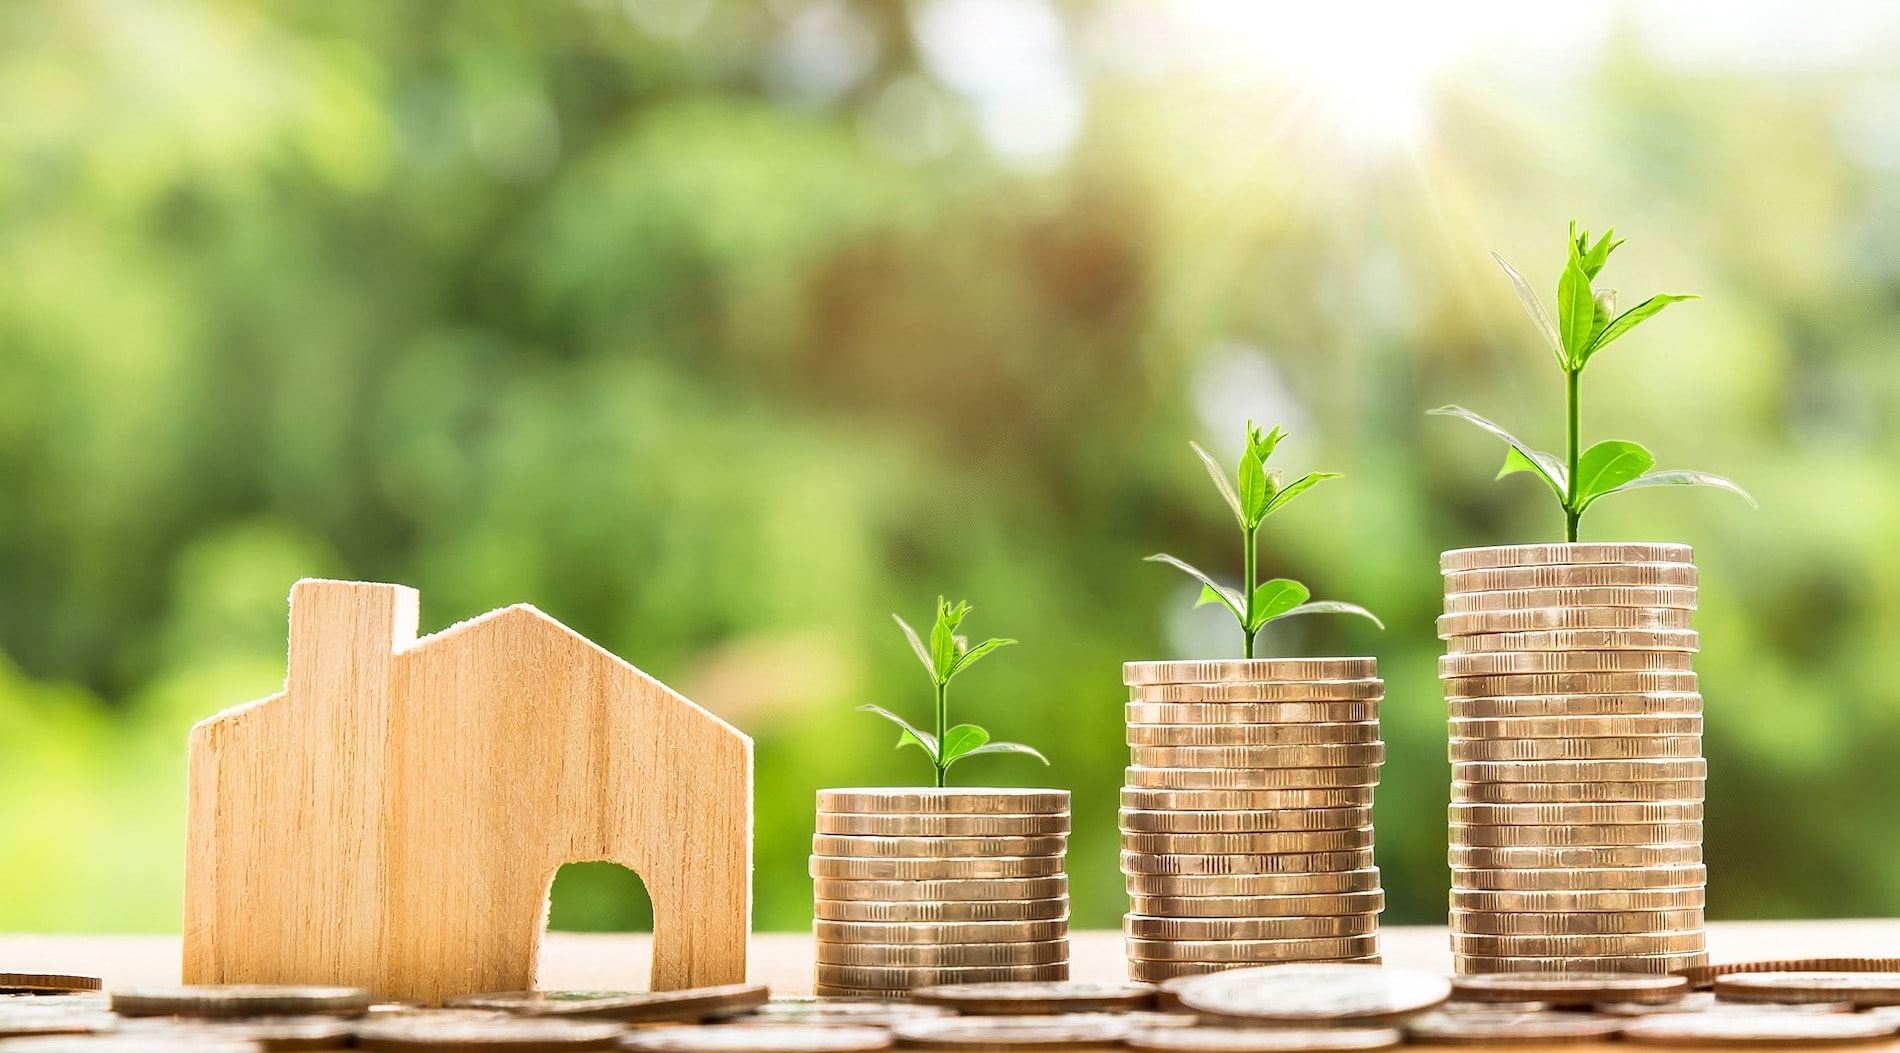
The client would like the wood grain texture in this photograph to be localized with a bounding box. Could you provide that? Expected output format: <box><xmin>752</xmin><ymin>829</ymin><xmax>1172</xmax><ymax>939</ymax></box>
<box><xmin>183</xmin><ymin>579</ymin><xmax>752</xmax><ymax>1004</ymax></box>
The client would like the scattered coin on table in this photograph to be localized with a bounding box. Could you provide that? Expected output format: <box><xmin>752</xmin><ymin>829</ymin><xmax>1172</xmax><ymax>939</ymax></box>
<box><xmin>1676</xmin><ymin>959</ymin><xmax>1900</xmax><ymax>988</ymax></box>
<box><xmin>1124</xmin><ymin>1026</ymin><xmax>1403</xmax><ymax>1051</ymax></box>
<box><xmin>618</xmin><ymin>1025</ymin><xmax>894</xmax><ymax>1052</ymax></box>
<box><xmin>1451</xmin><ymin>971</ymin><xmax>1689</xmax><ymax>1005</ymax></box>
<box><xmin>444</xmin><ymin>987</ymin><xmax>770</xmax><ymax>1022</ymax></box>
<box><xmin>909</xmin><ymin>982</ymin><xmax>1155</xmax><ymax>1015</ymax></box>
<box><xmin>1172</xmin><ymin>963</ymin><xmax>1450</xmax><ymax>1025</ymax></box>
<box><xmin>355</xmin><ymin>1015</ymin><xmax>626</xmax><ymax>1052</ymax></box>
<box><xmin>111</xmin><ymin>986</ymin><xmax>373</xmax><ymax>1019</ymax></box>
<box><xmin>114</xmin><ymin>1015</ymin><xmax>359</xmax><ymax>1051</ymax></box>
<box><xmin>0</xmin><ymin>1039</ymin><xmax>261</xmax><ymax>1053</ymax></box>
<box><xmin>1713</xmin><ymin>972</ymin><xmax>1900</xmax><ymax>1007</ymax></box>
<box><xmin>1619</xmin><ymin>1011</ymin><xmax>1899</xmax><ymax>1046</ymax></box>
<box><xmin>0</xmin><ymin>1005</ymin><xmax>116</xmax><ymax>1038</ymax></box>
<box><xmin>1405</xmin><ymin>1010</ymin><xmax>1626</xmax><ymax>1045</ymax></box>
<box><xmin>1596</xmin><ymin>992</ymin><xmax>1852</xmax><ymax>1016</ymax></box>
<box><xmin>714</xmin><ymin>999</ymin><xmax>951</xmax><ymax>1027</ymax></box>
<box><xmin>890</xmin><ymin>1015</ymin><xmax>1132</xmax><ymax>1050</ymax></box>
<box><xmin>0</xmin><ymin>977</ymin><xmax>101</xmax><ymax>996</ymax></box>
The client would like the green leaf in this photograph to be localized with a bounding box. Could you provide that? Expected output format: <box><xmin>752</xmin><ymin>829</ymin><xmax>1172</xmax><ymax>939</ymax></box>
<box><xmin>951</xmin><ymin>637</ymin><xmax>1016</xmax><ymax>677</ymax></box>
<box><xmin>1236</xmin><ymin>447</ymin><xmax>1270</xmax><ymax>526</ymax></box>
<box><xmin>1248</xmin><ymin>421</ymin><xmax>1286</xmax><ymax>463</ymax></box>
<box><xmin>1582</xmin><ymin>294</ymin><xmax>1698</xmax><ymax>365</ymax></box>
<box><xmin>954</xmin><ymin>741</ymin><xmax>1050</xmax><ymax>766</ymax></box>
<box><xmin>1147</xmin><ymin>554</ymin><xmax>1244</xmax><ymax>622</ymax></box>
<box><xmin>1496</xmin><ymin>448</ymin><xmax>1567</xmax><ymax>504</ymax></box>
<box><xmin>1491</xmin><ymin>252</ymin><xmax>1564</xmax><ymax>369</ymax></box>
<box><xmin>1428</xmin><ymin>405</ymin><xmax>1569</xmax><ymax>497</ymax></box>
<box><xmin>928</xmin><ymin>598</ymin><xmax>966</xmax><ymax>682</ymax></box>
<box><xmin>1247</xmin><ymin>578</ymin><xmax>1310</xmax><ymax>633</ymax></box>
<box><xmin>939</xmin><ymin>723</ymin><xmax>990</xmax><ymax>764</ymax></box>
<box><xmin>1599</xmin><ymin>470</ymin><xmax>1758</xmax><ymax>509</ymax></box>
<box><xmin>1263</xmin><ymin>472</ymin><xmax>1341</xmax><ymax>517</ymax></box>
<box><xmin>1189</xmin><ymin>441</ymin><xmax>1244</xmax><ymax>524</ymax></box>
<box><xmin>1580</xmin><ymin>227</ymin><xmax>1619</xmax><ymax>279</ymax></box>
<box><xmin>857</xmin><ymin>704</ymin><xmax>938</xmax><ymax>763</ymax></box>
<box><xmin>1556</xmin><ymin>228</ymin><xmax>1597</xmax><ymax>369</ymax></box>
<box><xmin>1573</xmin><ymin>440</ymin><xmax>1655</xmax><ymax>507</ymax></box>
<box><xmin>1281</xmin><ymin>600</ymin><xmax>1385</xmax><ymax>630</ymax></box>
<box><xmin>892</xmin><ymin>614</ymin><xmax>934</xmax><ymax>678</ymax></box>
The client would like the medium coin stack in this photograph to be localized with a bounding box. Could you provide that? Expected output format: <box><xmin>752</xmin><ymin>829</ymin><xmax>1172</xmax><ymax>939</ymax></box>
<box><xmin>1440</xmin><ymin>542</ymin><xmax>1709</xmax><ymax>976</ymax></box>
<box><xmin>811</xmin><ymin>787</ymin><xmax>1071</xmax><ymax>997</ymax></box>
<box><xmin>1121</xmin><ymin>658</ymin><xmax>1385</xmax><ymax>984</ymax></box>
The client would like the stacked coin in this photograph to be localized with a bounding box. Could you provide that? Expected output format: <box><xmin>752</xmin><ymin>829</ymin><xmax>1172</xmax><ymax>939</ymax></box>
<box><xmin>1121</xmin><ymin>658</ymin><xmax>1385</xmax><ymax>984</ymax></box>
<box><xmin>811</xmin><ymin>787</ymin><xmax>1071</xmax><ymax>997</ymax></box>
<box><xmin>1440</xmin><ymin>543</ymin><xmax>1708</xmax><ymax>976</ymax></box>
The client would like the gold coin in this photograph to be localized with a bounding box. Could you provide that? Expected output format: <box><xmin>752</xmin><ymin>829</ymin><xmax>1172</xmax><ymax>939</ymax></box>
<box><xmin>1125</xmin><ymin>869</ymin><xmax>1382</xmax><ymax>897</ymax></box>
<box><xmin>1444</xmin><ymin>586</ymin><xmax>1697</xmax><ymax>614</ymax></box>
<box><xmin>109</xmin><ymin>986</ymin><xmax>374</xmax><ymax>1018</ymax></box>
<box><xmin>1124</xmin><ymin>914</ymin><xmax>1380</xmax><ymax>941</ymax></box>
<box><xmin>1122</xmin><ymin>1025</ymin><xmax>1404</xmax><ymax>1052</ymax></box>
<box><xmin>1444</xmin><ymin>563</ymin><xmax>1699</xmax><ymax>592</ymax></box>
<box><xmin>1448</xmin><ymin>716</ymin><xmax>1703</xmax><ymax>739</ymax></box>
<box><xmin>1449</xmin><ymin>845</ymin><xmax>1701</xmax><ymax>869</ymax></box>
<box><xmin>1454</xmin><ymin>952</ymin><xmax>1706</xmax><ymax>975</ymax></box>
<box><xmin>809</xmin><ymin>856</ymin><xmax>1064</xmax><ymax>881</ymax></box>
<box><xmin>1123</xmin><ymin>787</ymin><xmax>1377</xmax><ymax>810</ymax></box>
<box><xmin>817</xmin><ymin>813</ymin><xmax>1071</xmax><ymax>837</ymax></box>
<box><xmin>1438</xmin><ymin>607</ymin><xmax>1695</xmax><ymax>637</ymax></box>
<box><xmin>1129</xmin><ymin>743</ymin><xmax>1386</xmax><ymax>769</ymax></box>
<box><xmin>814</xmin><ymin>899</ymin><xmax>1069</xmax><ymax>923</ymax></box>
<box><xmin>1677</xmin><ymin>959</ymin><xmax>1900</xmax><ymax>988</ymax></box>
<box><xmin>811</xmin><ymin>876</ymin><xmax>1067</xmax><ymax>901</ymax></box>
<box><xmin>1128</xmin><ymin>702</ymin><xmax>1381</xmax><ymax>724</ymax></box>
<box><xmin>1450</xmin><ymin>971</ymin><xmax>1690</xmax><ymax>1005</ymax></box>
<box><xmin>812</xmin><ymin>965</ymin><xmax>1067</xmax><ymax>990</ymax></box>
<box><xmin>814</xmin><ymin>940</ymin><xmax>1069</xmax><ymax>968</ymax></box>
<box><xmin>1450</xmin><ymin>865</ymin><xmax>1705</xmax><ymax>891</ymax></box>
<box><xmin>1126</xmin><ymin>936</ymin><xmax>1379</xmax><ymax>963</ymax></box>
<box><xmin>813</xmin><ymin>920</ymin><xmax>1067</xmax><ymax>944</ymax></box>
<box><xmin>1439</xmin><ymin>651</ymin><xmax>1695</xmax><ymax>677</ymax></box>
<box><xmin>1128</xmin><ymin>959</ymin><xmax>1382</xmax><ymax>985</ymax></box>
<box><xmin>1450</xmin><ymin>909</ymin><xmax>1703</xmax><ymax>936</ymax></box>
<box><xmin>1449</xmin><ymin>822</ymin><xmax>1701</xmax><ymax>848</ymax></box>
<box><xmin>442</xmin><ymin>985</ymin><xmax>772</xmax><ymax>1021</ymax></box>
<box><xmin>1124</xmin><ymin>659</ymin><xmax>1378</xmax><ymax>685</ymax></box>
<box><xmin>1449</xmin><ymin>887</ymin><xmax>1704</xmax><ymax>912</ymax></box>
<box><xmin>354</xmin><ymin>1016</ymin><xmax>628</xmax><ymax>1051</ymax></box>
<box><xmin>811</xmin><ymin>835</ymin><xmax>1068</xmax><ymax>858</ymax></box>
<box><xmin>618</xmin><ymin>1025</ymin><xmax>896</xmax><ymax>1052</ymax></box>
<box><xmin>1128</xmin><ymin>891</ymin><xmax>1386</xmax><ymax>918</ymax></box>
<box><xmin>1448</xmin><ymin>737</ymin><xmax>1702</xmax><ymax>762</ymax></box>
<box><xmin>817</xmin><ymin>789</ymin><xmax>1069</xmax><ymax>814</ymax></box>
<box><xmin>0</xmin><ymin>975</ymin><xmax>101</xmax><ymax>995</ymax></box>
<box><xmin>1451</xmin><ymin>779</ymin><xmax>1704</xmax><ymax>805</ymax></box>
<box><xmin>1443</xmin><ymin>672</ymin><xmax>1699</xmax><ymax>698</ymax></box>
<box><xmin>1440</xmin><ymin>544</ymin><xmax>1694</xmax><ymax>571</ymax></box>
<box><xmin>1450</xmin><ymin>932</ymin><xmax>1706</xmax><ymax>957</ymax></box>
<box><xmin>1128</xmin><ymin>681</ymin><xmax>1385</xmax><ymax>702</ymax></box>
<box><xmin>1618</xmin><ymin>1012</ymin><xmax>1895</xmax><ymax>1047</ymax></box>
<box><xmin>1401</xmin><ymin>1010</ymin><xmax>1624</xmax><ymax>1045</ymax></box>
<box><xmin>908</xmin><ymin>982</ymin><xmax>1157</xmax><ymax>1015</ymax></box>
<box><xmin>1122</xmin><ymin>828</ymin><xmax>1374</xmax><ymax>855</ymax></box>
<box><xmin>1451</xmin><ymin>758</ymin><xmax>1707</xmax><ymax>782</ymax></box>
<box><xmin>1127</xmin><ymin>723</ymin><xmax>1380</xmax><ymax>746</ymax></box>
<box><xmin>1445</xmin><ymin>629</ymin><xmax>1699</xmax><ymax>653</ymax></box>
<box><xmin>1125</xmin><ymin>766</ymin><xmax>1380</xmax><ymax>790</ymax></box>
<box><xmin>1120</xmin><ymin>807</ymin><xmax>1373</xmax><ymax>833</ymax></box>
<box><xmin>1120</xmin><ymin>849</ymin><xmax>1376</xmax><ymax>876</ymax></box>
<box><xmin>1447</xmin><ymin>693</ymin><xmax>1701</xmax><ymax>719</ymax></box>
<box><xmin>889</xmin><ymin>1014</ymin><xmax>1128</xmax><ymax>1050</ymax></box>
<box><xmin>1168</xmin><ymin>963</ymin><xmax>1442</xmax><ymax>1023</ymax></box>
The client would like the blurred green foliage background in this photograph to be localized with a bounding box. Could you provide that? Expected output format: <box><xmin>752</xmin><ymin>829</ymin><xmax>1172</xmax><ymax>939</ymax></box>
<box><xmin>3</xmin><ymin>0</ymin><xmax>1898</xmax><ymax>935</ymax></box>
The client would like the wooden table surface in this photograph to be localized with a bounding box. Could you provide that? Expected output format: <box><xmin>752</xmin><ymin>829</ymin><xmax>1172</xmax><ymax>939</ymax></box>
<box><xmin>6</xmin><ymin>922</ymin><xmax>1900</xmax><ymax>1050</ymax></box>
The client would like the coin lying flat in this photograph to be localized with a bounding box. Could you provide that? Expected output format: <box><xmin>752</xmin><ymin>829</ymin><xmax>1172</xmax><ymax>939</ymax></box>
<box><xmin>443</xmin><ymin>986</ymin><xmax>770</xmax><ymax>1021</ymax></box>
<box><xmin>1447</xmin><ymin>693</ymin><xmax>1702</xmax><ymax>719</ymax></box>
<box><xmin>812</xmin><ymin>836</ymin><xmax>1068</xmax><ymax>858</ymax></box>
<box><xmin>112</xmin><ymin>1017</ymin><xmax>359</xmax><ymax>1051</ymax></box>
<box><xmin>675</xmin><ymin>1017</ymin><xmax>876</xmax><ymax>1049</ymax></box>
<box><xmin>891</xmin><ymin>1014</ymin><xmax>1131</xmax><ymax>1050</ymax></box>
<box><xmin>1444</xmin><ymin>563</ymin><xmax>1699</xmax><ymax>592</ymax></box>
<box><xmin>1455</xmin><ymin>952</ymin><xmax>1708</xmax><ymax>975</ymax></box>
<box><xmin>1125</xmin><ymin>767</ymin><xmax>1380</xmax><ymax>791</ymax></box>
<box><xmin>1124</xmin><ymin>915</ymin><xmax>1378</xmax><ymax>941</ymax></box>
<box><xmin>1128</xmin><ymin>744</ymin><xmax>1386</xmax><ymax>769</ymax></box>
<box><xmin>813</xmin><ymin>966</ymin><xmax>1067</xmax><ymax>990</ymax></box>
<box><xmin>1444</xmin><ymin>586</ymin><xmax>1698</xmax><ymax>614</ymax></box>
<box><xmin>715</xmin><ymin>1000</ymin><xmax>953</xmax><ymax>1026</ymax></box>
<box><xmin>1674</xmin><ymin>960</ymin><xmax>1900</xmax><ymax>989</ymax></box>
<box><xmin>1127</xmin><ymin>936</ymin><xmax>1380</xmax><ymax>963</ymax></box>
<box><xmin>814</xmin><ymin>900</ymin><xmax>1070</xmax><ymax>924</ymax></box>
<box><xmin>1124</xmin><ymin>659</ymin><xmax>1378</xmax><ymax>685</ymax></box>
<box><xmin>810</xmin><ymin>856</ymin><xmax>1064</xmax><ymax>881</ymax></box>
<box><xmin>1121</xmin><ymin>849</ymin><xmax>1375</xmax><ymax>876</ymax></box>
<box><xmin>1449</xmin><ymin>845</ymin><xmax>1702</xmax><ymax>869</ymax></box>
<box><xmin>909</xmin><ymin>982</ymin><xmax>1154</xmax><ymax>1015</ymax></box>
<box><xmin>812</xmin><ymin>877</ymin><xmax>1067</xmax><ymax>901</ymax></box>
<box><xmin>815</xmin><ymin>942</ymin><xmax>1069</xmax><ymax>968</ymax></box>
<box><xmin>0</xmin><ymin>977</ymin><xmax>100</xmax><ymax>996</ymax></box>
<box><xmin>1404</xmin><ymin>1010</ymin><xmax>1624</xmax><ymax>1045</ymax></box>
<box><xmin>1451</xmin><ymin>909</ymin><xmax>1703</xmax><ymax>936</ymax></box>
<box><xmin>1451</xmin><ymin>864</ymin><xmax>1706</xmax><ymax>892</ymax></box>
<box><xmin>1448</xmin><ymin>802</ymin><xmax>1704</xmax><ymax>826</ymax></box>
<box><xmin>818</xmin><ymin>790</ymin><xmax>1069</xmax><ymax>815</ymax></box>
<box><xmin>1618</xmin><ymin>1011</ymin><xmax>1897</xmax><ymax>1046</ymax></box>
<box><xmin>1451</xmin><ymin>779</ymin><xmax>1706</xmax><ymax>805</ymax></box>
<box><xmin>1122</xmin><ymin>829</ymin><xmax>1374</xmax><ymax>855</ymax></box>
<box><xmin>0</xmin><ymin>1007</ymin><xmax>117</xmax><ymax>1039</ymax></box>
<box><xmin>1127</xmin><ymin>723</ymin><xmax>1380</xmax><ymax>747</ymax></box>
<box><xmin>1444</xmin><ymin>629</ymin><xmax>1700</xmax><ymax>653</ymax></box>
<box><xmin>1171</xmin><ymin>963</ymin><xmax>1449</xmax><ymax>1024</ymax></box>
<box><xmin>814</xmin><ymin>921</ymin><xmax>1066</xmax><ymax>945</ymax></box>
<box><xmin>1440</xmin><ymin>651</ymin><xmax>1696</xmax><ymax>677</ymax></box>
<box><xmin>1451</xmin><ymin>972</ymin><xmax>1691</xmax><ymax>1005</ymax></box>
<box><xmin>1451</xmin><ymin>932</ymin><xmax>1706</xmax><ymax>957</ymax></box>
<box><xmin>1126</xmin><ymin>701</ymin><xmax>1380</xmax><ymax>724</ymax></box>
<box><xmin>1129</xmin><ymin>959</ymin><xmax>1382</xmax><ymax>985</ymax></box>
<box><xmin>112</xmin><ymin>987</ymin><xmax>374</xmax><ymax>1019</ymax></box>
<box><xmin>1441</xmin><ymin>543</ymin><xmax>1694</xmax><ymax>571</ymax></box>
<box><xmin>354</xmin><ymin>1016</ymin><xmax>625</xmax><ymax>1051</ymax></box>
<box><xmin>0</xmin><ymin>1038</ymin><xmax>262</xmax><ymax>1053</ymax></box>
<box><xmin>1120</xmin><ymin>808</ymin><xmax>1372</xmax><ymax>834</ymax></box>
<box><xmin>818</xmin><ymin>815</ymin><xmax>1072</xmax><ymax>837</ymax></box>
<box><xmin>1128</xmin><ymin>891</ymin><xmax>1385</xmax><ymax>918</ymax></box>
<box><xmin>1449</xmin><ymin>715</ymin><xmax>1703</xmax><ymax>739</ymax></box>
<box><xmin>1125</xmin><ymin>1027</ymin><xmax>1402</xmax><ymax>1052</ymax></box>
<box><xmin>1451</xmin><ymin>888</ymin><xmax>1704</xmax><ymax>912</ymax></box>
<box><xmin>1122</xmin><ymin>787</ymin><xmax>1376</xmax><ymax>811</ymax></box>
<box><xmin>1444</xmin><ymin>672</ymin><xmax>1701</xmax><ymax>698</ymax></box>
<box><xmin>1594</xmin><ymin>992</ymin><xmax>1854</xmax><ymax>1017</ymax></box>
<box><xmin>1449</xmin><ymin>737</ymin><xmax>1703</xmax><ymax>762</ymax></box>
<box><xmin>1438</xmin><ymin>608</ymin><xmax>1696</xmax><ymax>637</ymax></box>
<box><xmin>1125</xmin><ymin>869</ymin><xmax>1382</xmax><ymax>897</ymax></box>
<box><xmin>1451</xmin><ymin>758</ymin><xmax>1707</xmax><ymax>783</ymax></box>
<box><xmin>1713</xmin><ymin>972</ymin><xmax>1900</xmax><ymax>1007</ymax></box>
<box><xmin>1449</xmin><ymin>821</ymin><xmax>1703</xmax><ymax>847</ymax></box>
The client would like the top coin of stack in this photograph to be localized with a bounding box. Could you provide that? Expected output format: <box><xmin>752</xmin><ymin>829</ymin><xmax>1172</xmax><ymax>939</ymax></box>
<box><xmin>812</xmin><ymin>787</ymin><xmax>1071</xmax><ymax>998</ymax></box>
<box><xmin>1439</xmin><ymin>543</ymin><xmax>1707</xmax><ymax>977</ymax></box>
<box><xmin>1121</xmin><ymin>658</ymin><xmax>1385</xmax><ymax>985</ymax></box>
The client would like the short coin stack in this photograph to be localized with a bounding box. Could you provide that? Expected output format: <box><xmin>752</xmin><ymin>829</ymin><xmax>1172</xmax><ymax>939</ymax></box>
<box><xmin>1121</xmin><ymin>658</ymin><xmax>1385</xmax><ymax>984</ymax></box>
<box><xmin>1440</xmin><ymin>542</ymin><xmax>1708</xmax><ymax>976</ymax></box>
<box><xmin>811</xmin><ymin>787</ymin><xmax>1070</xmax><ymax>997</ymax></box>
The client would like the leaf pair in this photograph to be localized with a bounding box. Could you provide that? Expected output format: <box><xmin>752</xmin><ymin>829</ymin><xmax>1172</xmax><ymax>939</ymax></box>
<box><xmin>1193</xmin><ymin>420</ymin><xmax>1339</xmax><ymax>532</ymax></box>
<box><xmin>857</xmin><ymin>704</ymin><xmax>1047</xmax><ymax>773</ymax></box>
<box><xmin>894</xmin><ymin>598</ymin><xmax>1013</xmax><ymax>687</ymax></box>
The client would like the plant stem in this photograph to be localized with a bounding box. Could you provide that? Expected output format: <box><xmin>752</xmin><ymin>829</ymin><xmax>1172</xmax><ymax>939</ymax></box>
<box><xmin>1564</xmin><ymin>367</ymin><xmax>1581</xmax><ymax>544</ymax></box>
<box><xmin>934</xmin><ymin>679</ymin><xmax>948</xmax><ymax>788</ymax></box>
<box><xmin>1242</xmin><ymin>523</ymin><xmax>1258</xmax><ymax>659</ymax></box>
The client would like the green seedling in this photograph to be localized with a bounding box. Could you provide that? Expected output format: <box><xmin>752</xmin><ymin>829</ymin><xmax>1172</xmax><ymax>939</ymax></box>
<box><xmin>859</xmin><ymin>597</ymin><xmax>1048</xmax><ymax>788</ymax></box>
<box><xmin>1432</xmin><ymin>223</ymin><xmax>1754</xmax><ymax>541</ymax></box>
<box><xmin>1147</xmin><ymin>421</ymin><xmax>1383</xmax><ymax>659</ymax></box>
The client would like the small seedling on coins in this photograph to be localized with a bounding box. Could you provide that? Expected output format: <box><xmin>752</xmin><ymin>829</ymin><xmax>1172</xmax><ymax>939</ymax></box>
<box><xmin>860</xmin><ymin>598</ymin><xmax>1047</xmax><ymax>788</ymax></box>
<box><xmin>1147</xmin><ymin>421</ymin><xmax>1382</xmax><ymax>658</ymax></box>
<box><xmin>1432</xmin><ymin>222</ymin><xmax>1753</xmax><ymax>541</ymax></box>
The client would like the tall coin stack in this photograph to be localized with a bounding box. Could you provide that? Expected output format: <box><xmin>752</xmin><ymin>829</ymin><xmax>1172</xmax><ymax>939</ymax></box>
<box><xmin>1121</xmin><ymin>658</ymin><xmax>1386</xmax><ymax>984</ymax></box>
<box><xmin>1440</xmin><ymin>543</ymin><xmax>1708</xmax><ymax>976</ymax></box>
<box><xmin>811</xmin><ymin>787</ymin><xmax>1071</xmax><ymax>997</ymax></box>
